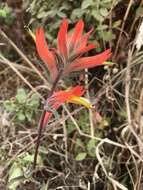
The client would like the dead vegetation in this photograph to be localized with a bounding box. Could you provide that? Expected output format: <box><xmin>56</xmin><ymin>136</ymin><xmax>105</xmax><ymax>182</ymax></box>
<box><xmin>0</xmin><ymin>0</ymin><xmax>143</xmax><ymax>190</ymax></box>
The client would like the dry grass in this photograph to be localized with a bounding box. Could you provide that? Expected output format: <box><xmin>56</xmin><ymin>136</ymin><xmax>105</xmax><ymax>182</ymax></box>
<box><xmin>0</xmin><ymin>1</ymin><xmax>143</xmax><ymax>190</ymax></box>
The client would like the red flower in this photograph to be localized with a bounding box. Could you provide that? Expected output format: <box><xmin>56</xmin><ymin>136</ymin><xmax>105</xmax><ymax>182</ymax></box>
<box><xmin>35</xmin><ymin>19</ymin><xmax>112</xmax><ymax>81</ymax></box>
<box><xmin>57</xmin><ymin>19</ymin><xmax>95</xmax><ymax>62</ymax></box>
<box><xmin>42</xmin><ymin>86</ymin><xmax>92</xmax><ymax>128</ymax></box>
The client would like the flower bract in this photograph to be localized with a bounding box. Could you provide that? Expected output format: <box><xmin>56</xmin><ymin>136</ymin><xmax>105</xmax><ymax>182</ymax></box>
<box><xmin>42</xmin><ymin>86</ymin><xmax>92</xmax><ymax>128</ymax></box>
<box><xmin>35</xmin><ymin>19</ymin><xmax>112</xmax><ymax>81</ymax></box>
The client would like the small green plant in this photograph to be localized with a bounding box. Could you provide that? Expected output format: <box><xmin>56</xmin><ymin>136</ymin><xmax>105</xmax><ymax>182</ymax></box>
<box><xmin>25</xmin><ymin>0</ymin><xmax>121</xmax><ymax>45</ymax></box>
<box><xmin>8</xmin><ymin>153</ymin><xmax>43</xmax><ymax>189</ymax></box>
<box><xmin>67</xmin><ymin>110</ymin><xmax>105</xmax><ymax>160</ymax></box>
<box><xmin>0</xmin><ymin>3</ymin><xmax>14</xmax><ymax>26</ymax></box>
<box><xmin>67</xmin><ymin>110</ymin><xmax>90</xmax><ymax>135</ymax></box>
<box><xmin>3</xmin><ymin>88</ymin><xmax>40</xmax><ymax>124</ymax></box>
<box><xmin>76</xmin><ymin>0</ymin><xmax>121</xmax><ymax>43</ymax></box>
<box><xmin>74</xmin><ymin>137</ymin><xmax>101</xmax><ymax>161</ymax></box>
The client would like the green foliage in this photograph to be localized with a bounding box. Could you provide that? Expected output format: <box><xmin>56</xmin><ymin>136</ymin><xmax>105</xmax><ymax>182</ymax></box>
<box><xmin>67</xmin><ymin>110</ymin><xmax>90</xmax><ymax>135</ymax></box>
<box><xmin>67</xmin><ymin>110</ymin><xmax>104</xmax><ymax>160</ymax></box>
<box><xmin>75</xmin><ymin>152</ymin><xmax>87</xmax><ymax>161</ymax></box>
<box><xmin>8</xmin><ymin>162</ymin><xmax>23</xmax><ymax>190</ymax></box>
<box><xmin>81</xmin><ymin>0</ymin><xmax>93</xmax><ymax>9</ymax></box>
<box><xmin>74</xmin><ymin>136</ymin><xmax>101</xmax><ymax>160</ymax></box>
<box><xmin>86</xmin><ymin>138</ymin><xmax>98</xmax><ymax>157</ymax></box>
<box><xmin>8</xmin><ymin>153</ymin><xmax>43</xmax><ymax>189</ymax></box>
<box><xmin>3</xmin><ymin>88</ymin><xmax>40</xmax><ymax>124</ymax></box>
<box><xmin>0</xmin><ymin>3</ymin><xmax>14</xmax><ymax>26</ymax></box>
<box><xmin>24</xmin><ymin>0</ymin><xmax>122</xmax><ymax>45</ymax></box>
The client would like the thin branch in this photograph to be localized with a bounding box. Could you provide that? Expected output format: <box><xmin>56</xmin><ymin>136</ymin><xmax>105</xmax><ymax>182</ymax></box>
<box><xmin>0</xmin><ymin>29</ymin><xmax>51</xmax><ymax>89</ymax></box>
<box><xmin>113</xmin><ymin>0</ymin><xmax>134</xmax><ymax>59</ymax></box>
<box><xmin>0</xmin><ymin>53</ymin><xmax>44</xmax><ymax>100</ymax></box>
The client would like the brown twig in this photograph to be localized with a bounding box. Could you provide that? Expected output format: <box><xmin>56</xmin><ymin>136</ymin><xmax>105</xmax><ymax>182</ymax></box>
<box><xmin>113</xmin><ymin>0</ymin><xmax>134</xmax><ymax>59</ymax></box>
<box><xmin>0</xmin><ymin>29</ymin><xmax>51</xmax><ymax>89</ymax></box>
<box><xmin>0</xmin><ymin>54</ymin><xmax>43</xmax><ymax>100</ymax></box>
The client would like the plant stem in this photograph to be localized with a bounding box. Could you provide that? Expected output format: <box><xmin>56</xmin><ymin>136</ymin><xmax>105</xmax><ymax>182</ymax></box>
<box><xmin>33</xmin><ymin>69</ymin><xmax>63</xmax><ymax>170</ymax></box>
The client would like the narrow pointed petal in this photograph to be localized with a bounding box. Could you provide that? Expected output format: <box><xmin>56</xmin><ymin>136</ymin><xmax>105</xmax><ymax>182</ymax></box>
<box><xmin>57</xmin><ymin>19</ymin><xmax>68</xmax><ymax>60</ymax></box>
<box><xmin>48</xmin><ymin>86</ymin><xmax>85</xmax><ymax>104</ymax></box>
<box><xmin>68</xmin><ymin>96</ymin><xmax>92</xmax><ymax>109</ymax></box>
<box><xmin>68</xmin><ymin>44</ymin><xmax>95</xmax><ymax>63</ymax></box>
<box><xmin>48</xmin><ymin>91</ymin><xmax>72</xmax><ymax>104</ymax></box>
<box><xmin>69</xmin><ymin>86</ymin><xmax>85</xmax><ymax>96</ymax></box>
<box><xmin>36</xmin><ymin>28</ymin><xmax>58</xmax><ymax>80</ymax></box>
<box><xmin>64</xmin><ymin>49</ymin><xmax>112</xmax><ymax>74</ymax></box>
<box><xmin>76</xmin><ymin>44</ymin><xmax>96</xmax><ymax>55</ymax></box>
<box><xmin>78</xmin><ymin>28</ymin><xmax>93</xmax><ymax>49</ymax></box>
<box><xmin>69</xmin><ymin>19</ymin><xmax>84</xmax><ymax>50</ymax></box>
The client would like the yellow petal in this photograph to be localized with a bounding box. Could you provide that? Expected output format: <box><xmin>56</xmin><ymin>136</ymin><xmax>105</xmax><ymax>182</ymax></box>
<box><xmin>26</xmin><ymin>27</ymin><xmax>36</xmax><ymax>41</ymax></box>
<box><xmin>67</xmin><ymin>96</ymin><xmax>92</xmax><ymax>109</ymax></box>
<box><xmin>103</xmin><ymin>61</ymin><xmax>114</xmax><ymax>65</ymax></box>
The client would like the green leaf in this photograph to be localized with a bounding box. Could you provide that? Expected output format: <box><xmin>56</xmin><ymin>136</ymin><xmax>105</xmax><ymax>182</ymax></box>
<box><xmin>99</xmin><ymin>0</ymin><xmax>112</xmax><ymax>9</ymax></box>
<box><xmin>8</xmin><ymin>162</ymin><xmax>23</xmax><ymax>189</ymax></box>
<box><xmin>17</xmin><ymin>112</ymin><xmax>25</xmax><ymax>121</ymax></box>
<box><xmin>22</xmin><ymin>153</ymin><xmax>43</xmax><ymax>166</ymax></box>
<box><xmin>96</xmin><ymin>24</ymin><xmax>108</xmax><ymax>30</ymax></box>
<box><xmin>0</xmin><ymin>5</ymin><xmax>14</xmax><ymax>25</ymax></box>
<box><xmin>71</xmin><ymin>8</ymin><xmax>85</xmax><ymax>19</ymax></box>
<box><xmin>112</xmin><ymin>20</ymin><xmax>121</xmax><ymax>28</ymax></box>
<box><xmin>3</xmin><ymin>100</ymin><xmax>16</xmax><ymax>112</ymax></box>
<box><xmin>57</xmin><ymin>11</ymin><xmax>66</xmax><ymax>18</ymax></box>
<box><xmin>100</xmin><ymin>30</ymin><xmax>115</xmax><ymax>41</ymax></box>
<box><xmin>28</xmin><ymin>94</ymin><xmax>40</xmax><ymax>108</ymax></box>
<box><xmin>87</xmin><ymin>139</ymin><xmax>97</xmax><ymax>157</ymax></box>
<box><xmin>75</xmin><ymin>152</ymin><xmax>87</xmax><ymax>161</ymax></box>
<box><xmin>76</xmin><ymin>138</ymin><xmax>84</xmax><ymax>147</ymax></box>
<box><xmin>78</xmin><ymin>110</ymin><xmax>90</xmax><ymax>133</ymax></box>
<box><xmin>67</xmin><ymin>120</ymin><xmax>76</xmax><ymax>134</ymax></box>
<box><xmin>9</xmin><ymin>163</ymin><xmax>23</xmax><ymax>181</ymax></box>
<box><xmin>37</xmin><ymin>11</ymin><xmax>49</xmax><ymax>18</ymax></box>
<box><xmin>5</xmin><ymin>15</ymin><xmax>14</xmax><ymax>25</ymax></box>
<box><xmin>99</xmin><ymin>8</ymin><xmax>108</xmax><ymax>17</ymax></box>
<box><xmin>0</xmin><ymin>9</ymin><xmax>7</xmax><ymax>18</ymax></box>
<box><xmin>81</xmin><ymin>0</ymin><xmax>93</xmax><ymax>9</ymax></box>
<box><xmin>102</xmin><ymin>0</ymin><xmax>112</xmax><ymax>3</ymax></box>
<box><xmin>16</xmin><ymin>89</ymin><xmax>27</xmax><ymax>104</ymax></box>
<box><xmin>25</xmin><ymin>111</ymin><xmax>33</xmax><ymax>122</ymax></box>
<box><xmin>92</xmin><ymin>10</ymin><xmax>104</xmax><ymax>22</ymax></box>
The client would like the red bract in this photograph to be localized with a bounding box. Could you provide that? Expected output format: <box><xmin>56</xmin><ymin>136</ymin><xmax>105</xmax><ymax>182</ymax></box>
<box><xmin>35</xmin><ymin>28</ymin><xmax>58</xmax><ymax>81</ymax></box>
<box><xmin>42</xmin><ymin>86</ymin><xmax>92</xmax><ymax>128</ymax></box>
<box><xmin>57</xmin><ymin>19</ymin><xmax>68</xmax><ymax>61</ymax></box>
<box><xmin>35</xmin><ymin>19</ymin><xmax>112</xmax><ymax>81</ymax></box>
<box><xmin>64</xmin><ymin>49</ymin><xmax>111</xmax><ymax>74</ymax></box>
<box><xmin>57</xmin><ymin>19</ymin><xmax>95</xmax><ymax>61</ymax></box>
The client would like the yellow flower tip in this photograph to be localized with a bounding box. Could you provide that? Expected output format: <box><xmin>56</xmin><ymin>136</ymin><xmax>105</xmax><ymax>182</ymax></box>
<box><xmin>26</xmin><ymin>27</ymin><xmax>36</xmax><ymax>41</ymax></box>
<box><xmin>68</xmin><ymin>96</ymin><xmax>93</xmax><ymax>109</ymax></box>
<box><xmin>103</xmin><ymin>61</ymin><xmax>114</xmax><ymax>65</ymax></box>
